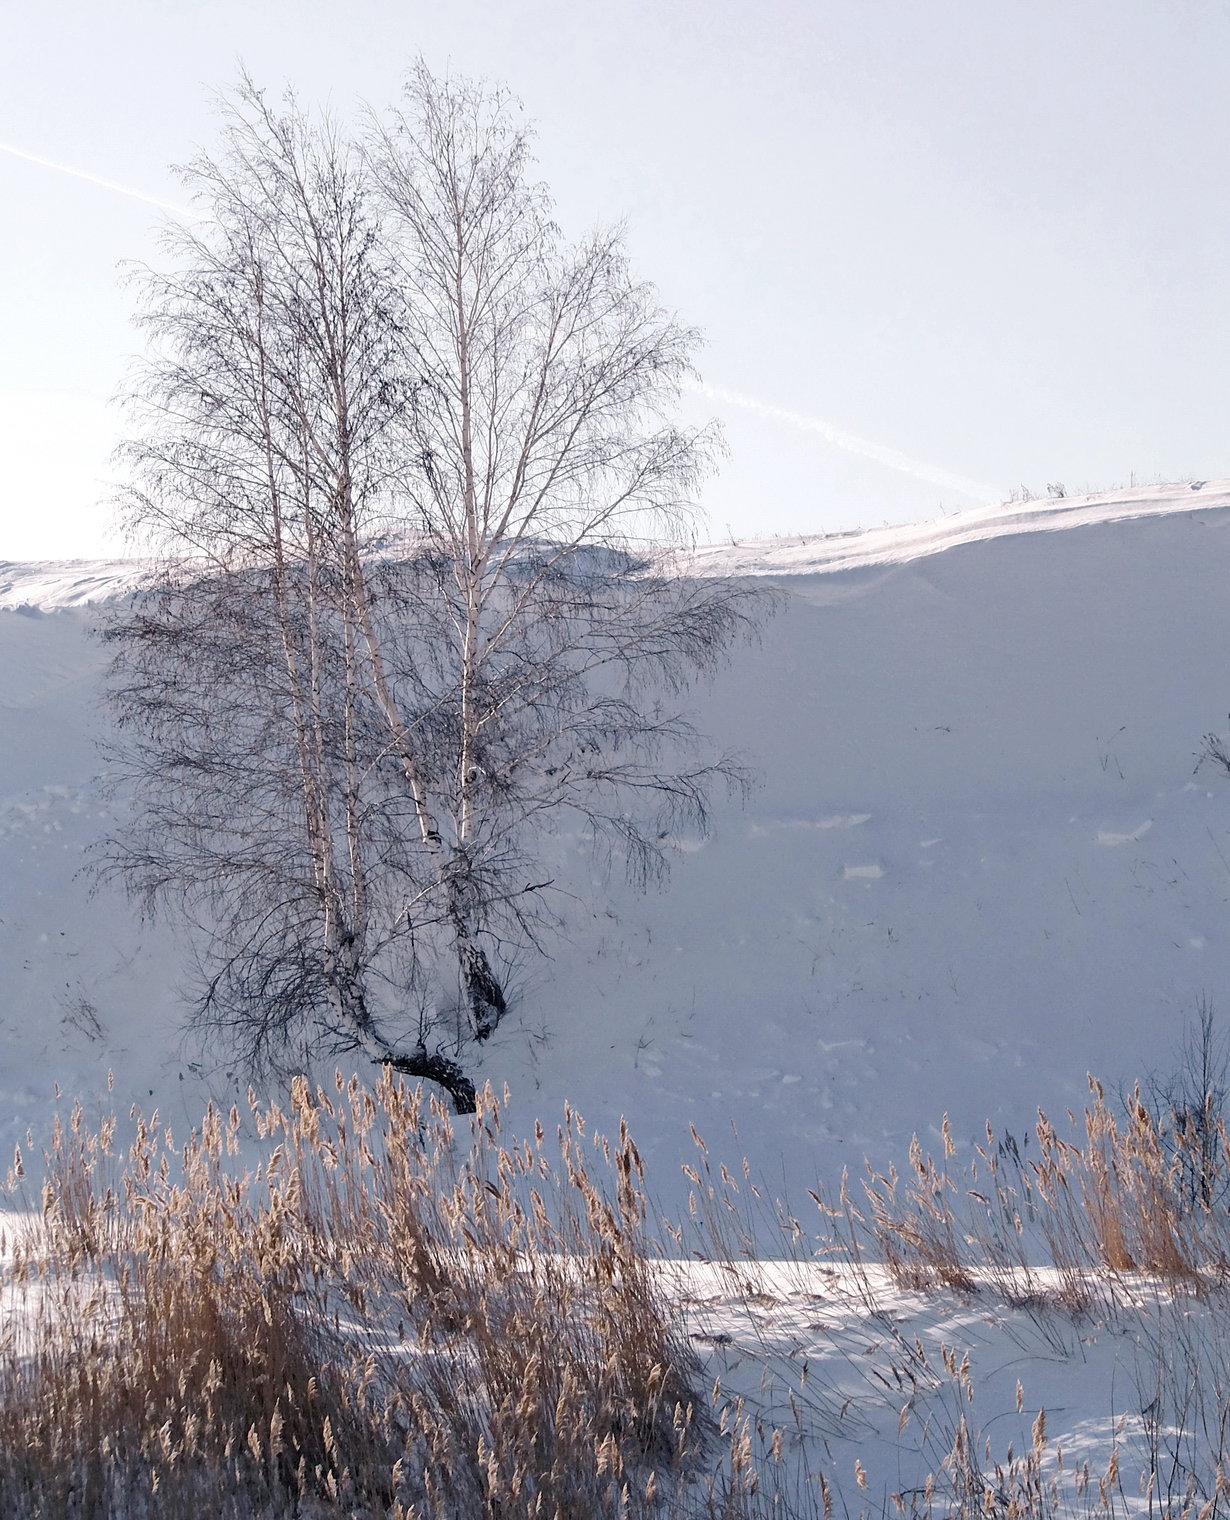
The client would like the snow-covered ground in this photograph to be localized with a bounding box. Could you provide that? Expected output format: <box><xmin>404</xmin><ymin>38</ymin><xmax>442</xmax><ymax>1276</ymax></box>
<box><xmin>671</xmin><ymin>1258</ymin><xmax>1222</xmax><ymax>1516</ymax></box>
<box><xmin>7</xmin><ymin>479</ymin><xmax>1230</xmax><ymax>1511</ymax></box>
<box><xmin>3</xmin><ymin>480</ymin><xmax>1230</xmax><ymax>1203</ymax></box>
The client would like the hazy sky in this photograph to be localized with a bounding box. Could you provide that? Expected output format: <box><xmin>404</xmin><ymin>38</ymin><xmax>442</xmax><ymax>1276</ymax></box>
<box><xmin>3</xmin><ymin>0</ymin><xmax>1228</xmax><ymax>558</ymax></box>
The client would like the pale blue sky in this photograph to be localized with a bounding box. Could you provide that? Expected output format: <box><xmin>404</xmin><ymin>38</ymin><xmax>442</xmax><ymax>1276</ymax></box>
<box><xmin>2</xmin><ymin>0</ymin><xmax>1227</xmax><ymax>557</ymax></box>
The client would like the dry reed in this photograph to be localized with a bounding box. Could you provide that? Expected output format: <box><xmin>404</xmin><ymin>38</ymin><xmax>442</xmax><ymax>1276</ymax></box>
<box><xmin>0</xmin><ymin>1077</ymin><xmax>709</xmax><ymax>1519</ymax></box>
<box><xmin>857</xmin><ymin>1077</ymin><xmax>1230</xmax><ymax>1304</ymax></box>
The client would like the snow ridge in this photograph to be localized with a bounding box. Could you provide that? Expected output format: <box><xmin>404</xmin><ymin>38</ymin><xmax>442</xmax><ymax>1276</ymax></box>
<box><xmin>5</xmin><ymin>479</ymin><xmax>1226</xmax><ymax>610</ymax></box>
<box><xmin>691</xmin><ymin>478</ymin><xmax>1230</xmax><ymax>576</ymax></box>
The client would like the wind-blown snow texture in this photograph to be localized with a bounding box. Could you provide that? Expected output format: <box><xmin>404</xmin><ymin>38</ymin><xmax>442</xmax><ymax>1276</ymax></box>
<box><xmin>3</xmin><ymin>481</ymin><xmax>1230</xmax><ymax>1209</ymax></box>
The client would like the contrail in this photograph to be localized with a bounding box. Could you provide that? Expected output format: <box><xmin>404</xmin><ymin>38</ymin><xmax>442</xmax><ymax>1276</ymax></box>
<box><xmin>0</xmin><ymin>141</ymin><xmax>203</xmax><ymax>220</ymax></box>
<box><xmin>694</xmin><ymin>381</ymin><xmax>1004</xmax><ymax>504</ymax></box>
<box><xmin>0</xmin><ymin>141</ymin><xmax>1006</xmax><ymax>506</ymax></box>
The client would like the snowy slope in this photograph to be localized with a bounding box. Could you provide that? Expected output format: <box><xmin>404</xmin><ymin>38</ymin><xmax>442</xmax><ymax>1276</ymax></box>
<box><xmin>3</xmin><ymin>482</ymin><xmax>1230</xmax><ymax>1215</ymax></box>
<box><xmin>0</xmin><ymin>560</ymin><xmax>153</xmax><ymax>611</ymax></box>
<box><xmin>689</xmin><ymin>477</ymin><xmax>1230</xmax><ymax>576</ymax></box>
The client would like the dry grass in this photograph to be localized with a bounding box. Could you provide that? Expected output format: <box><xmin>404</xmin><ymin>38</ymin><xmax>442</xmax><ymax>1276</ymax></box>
<box><xmin>669</xmin><ymin>1067</ymin><xmax>1230</xmax><ymax>1520</ymax></box>
<box><xmin>906</xmin><ymin>1400</ymin><xmax>1128</xmax><ymax>1520</ymax></box>
<box><xmin>850</xmin><ymin>1077</ymin><xmax>1230</xmax><ymax>1306</ymax></box>
<box><xmin>0</xmin><ymin>1077</ymin><xmax>709</xmax><ymax>1519</ymax></box>
<box><xmin>11</xmin><ymin>1063</ymin><xmax>1230</xmax><ymax>1519</ymax></box>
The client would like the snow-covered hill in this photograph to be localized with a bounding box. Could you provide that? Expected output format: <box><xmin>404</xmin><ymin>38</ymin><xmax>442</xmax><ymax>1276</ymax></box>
<box><xmin>5</xmin><ymin>481</ymin><xmax>1230</xmax><ymax>1213</ymax></box>
<box><xmin>689</xmin><ymin>477</ymin><xmax>1230</xmax><ymax>576</ymax></box>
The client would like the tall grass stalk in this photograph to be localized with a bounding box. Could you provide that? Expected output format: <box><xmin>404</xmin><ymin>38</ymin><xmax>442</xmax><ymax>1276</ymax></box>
<box><xmin>1</xmin><ymin>1077</ymin><xmax>708</xmax><ymax>1518</ymax></box>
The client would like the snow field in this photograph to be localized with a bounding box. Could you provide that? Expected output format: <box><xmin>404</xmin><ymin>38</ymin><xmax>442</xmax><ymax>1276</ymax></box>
<box><xmin>4</xmin><ymin>488</ymin><xmax>1230</xmax><ymax>1207</ymax></box>
<box><xmin>4</xmin><ymin>484</ymin><xmax>1230</xmax><ymax>1511</ymax></box>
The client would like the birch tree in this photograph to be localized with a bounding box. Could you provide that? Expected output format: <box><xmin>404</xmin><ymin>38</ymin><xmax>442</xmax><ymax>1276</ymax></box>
<box><xmin>107</xmin><ymin>67</ymin><xmax>760</xmax><ymax>1112</ymax></box>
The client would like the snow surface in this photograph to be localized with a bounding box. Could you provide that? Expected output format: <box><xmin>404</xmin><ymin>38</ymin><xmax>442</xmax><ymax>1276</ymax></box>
<box><xmin>3</xmin><ymin>481</ymin><xmax>1230</xmax><ymax>1214</ymax></box>
<box><xmin>676</xmin><ymin>1256</ymin><xmax>1230</xmax><ymax>1517</ymax></box>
